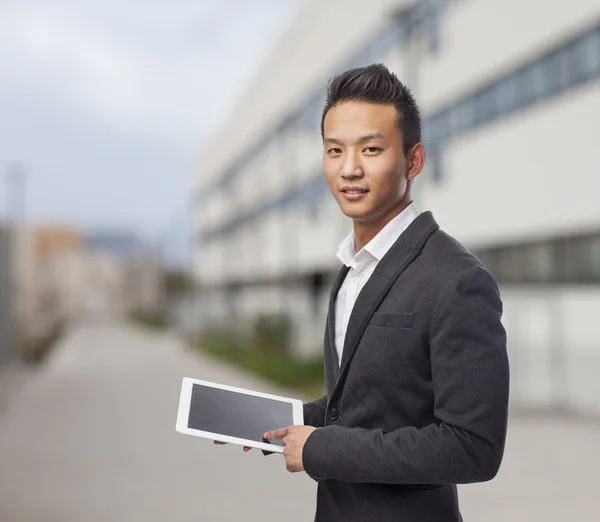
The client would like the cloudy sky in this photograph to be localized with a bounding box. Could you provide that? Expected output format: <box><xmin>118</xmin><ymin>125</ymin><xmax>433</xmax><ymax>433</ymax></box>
<box><xmin>0</xmin><ymin>0</ymin><xmax>300</xmax><ymax>266</ymax></box>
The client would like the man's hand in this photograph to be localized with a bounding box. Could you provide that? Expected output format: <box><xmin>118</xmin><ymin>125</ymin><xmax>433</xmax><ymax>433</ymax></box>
<box><xmin>264</xmin><ymin>425</ymin><xmax>317</xmax><ymax>472</ymax></box>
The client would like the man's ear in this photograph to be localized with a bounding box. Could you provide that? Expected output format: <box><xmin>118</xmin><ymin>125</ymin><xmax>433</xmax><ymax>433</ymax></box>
<box><xmin>407</xmin><ymin>143</ymin><xmax>425</xmax><ymax>181</ymax></box>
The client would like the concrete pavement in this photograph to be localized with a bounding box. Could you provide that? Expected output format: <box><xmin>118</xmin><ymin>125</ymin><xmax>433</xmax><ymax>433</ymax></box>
<box><xmin>0</xmin><ymin>320</ymin><xmax>599</xmax><ymax>521</ymax></box>
<box><xmin>0</xmin><ymin>320</ymin><xmax>316</xmax><ymax>522</ymax></box>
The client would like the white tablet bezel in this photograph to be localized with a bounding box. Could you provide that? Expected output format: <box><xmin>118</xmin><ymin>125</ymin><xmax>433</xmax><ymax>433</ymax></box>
<box><xmin>175</xmin><ymin>377</ymin><xmax>304</xmax><ymax>454</ymax></box>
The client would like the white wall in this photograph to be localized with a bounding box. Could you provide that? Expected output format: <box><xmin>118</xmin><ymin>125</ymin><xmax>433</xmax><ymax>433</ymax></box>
<box><xmin>420</xmin><ymin>81</ymin><xmax>600</xmax><ymax>247</ymax></box>
<box><xmin>502</xmin><ymin>286</ymin><xmax>600</xmax><ymax>415</ymax></box>
<box><xmin>420</xmin><ymin>0</ymin><xmax>600</xmax><ymax>111</ymax></box>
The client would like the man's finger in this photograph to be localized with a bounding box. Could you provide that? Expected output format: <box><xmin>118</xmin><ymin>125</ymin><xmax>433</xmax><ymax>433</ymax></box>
<box><xmin>264</xmin><ymin>427</ymin><xmax>289</xmax><ymax>440</ymax></box>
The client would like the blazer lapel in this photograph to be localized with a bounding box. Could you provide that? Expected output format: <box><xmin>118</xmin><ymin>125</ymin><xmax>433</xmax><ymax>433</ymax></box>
<box><xmin>326</xmin><ymin>264</ymin><xmax>350</xmax><ymax>383</ymax></box>
<box><xmin>334</xmin><ymin>211</ymin><xmax>440</xmax><ymax>394</ymax></box>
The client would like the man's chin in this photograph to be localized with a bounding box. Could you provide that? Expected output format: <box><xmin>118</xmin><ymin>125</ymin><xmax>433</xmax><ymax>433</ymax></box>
<box><xmin>340</xmin><ymin>207</ymin><xmax>372</xmax><ymax>222</ymax></box>
<box><xmin>339</xmin><ymin>207</ymin><xmax>361</xmax><ymax>219</ymax></box>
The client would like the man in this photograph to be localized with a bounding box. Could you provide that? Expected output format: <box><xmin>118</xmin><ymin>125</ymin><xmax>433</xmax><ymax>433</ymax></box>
<box><xmin>226</xmin><ymin>63</ymin><xmax>510</xmax><ymax>521</ymax></box>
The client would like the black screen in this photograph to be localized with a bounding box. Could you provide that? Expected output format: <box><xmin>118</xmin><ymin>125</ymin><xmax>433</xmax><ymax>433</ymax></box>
<box><xmin>187</xmin><ymin>384</ymin><xmax>293</xmax><ymax>448</ymax></box>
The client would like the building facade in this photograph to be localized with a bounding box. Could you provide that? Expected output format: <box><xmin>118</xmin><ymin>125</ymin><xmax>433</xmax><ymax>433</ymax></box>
<box><xmin>0</xmin><ymin>226</ymin><xmax>14</xmax><ymax>368</ymax></box>
<box><xmin>193</xmin><ymin>0</ymin><xmax>600</xmax><ymax>415</ymax></box>
<box><xmin>0</xmin><ymin>223</ymin><xmax>164</xmax><ymax>362</ymax></box>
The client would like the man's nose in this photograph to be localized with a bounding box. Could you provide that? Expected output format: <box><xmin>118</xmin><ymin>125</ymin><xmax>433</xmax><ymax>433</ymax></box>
<box><xmin>340</xmin><ymin>155</ymin><xmax>363</xmax><ymax>178</ymax></box>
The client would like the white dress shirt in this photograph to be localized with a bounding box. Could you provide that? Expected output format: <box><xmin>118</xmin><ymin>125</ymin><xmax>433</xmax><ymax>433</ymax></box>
<box><xmin>334</xmin><ymin>202</ymin><xmax>421</xmax><ymax>366</ymax></box>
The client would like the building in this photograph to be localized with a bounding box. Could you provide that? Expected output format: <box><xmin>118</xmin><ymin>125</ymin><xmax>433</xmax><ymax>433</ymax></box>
<box><xmin>121</xmin><ymin>255</ymin><xmax>164</xmax><ymax>317</ymax></box>
<box><xmin>2</xmin><ymin>225</ymin><xmax>83</xmax><ymax>360</ymax></box>
<box><xmin>3</xmin><ymin>224</ymin><xmax>164</xmax><ymax>359</ymax></box>
<box><xmin>193</xmin><ymin>0</ymin><xmax>600</xmax><ymax>415</ymax></box>
<box><xmin>31</xmin><ymin>227</ymin><xmax>86</xmax><ymax>326</ymax></box>
<box><xmin>0</xmin><ymin>225</ymin><xmax>14</xmax><ymax>368</ymax></box>
<box><xmin>86</xmin><ymin>231</ymin><xmax>145</xmax><ymax>257</ymax></box>
<box><xmin>85</xmin><ymin>230</ymin><xmax>164</xmax><ymax>317</ymax></box>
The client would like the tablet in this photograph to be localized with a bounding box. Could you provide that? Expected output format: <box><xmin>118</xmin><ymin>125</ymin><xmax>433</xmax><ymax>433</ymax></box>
<box><xmin>175</xmin><ymin>377</ymin><xmax>304</xmax><ymax>454</ymax></box>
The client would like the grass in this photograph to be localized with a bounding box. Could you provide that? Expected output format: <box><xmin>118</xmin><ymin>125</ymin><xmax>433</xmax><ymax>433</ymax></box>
<box><xmin>197</xmin><ymin>334</ymin><xmax>325</xmax><ymax>399</ymax></box>
<box><xmin>130</xmin><ymin>312</ymin><xmax>168</xmax><ymax>330</ymax></box>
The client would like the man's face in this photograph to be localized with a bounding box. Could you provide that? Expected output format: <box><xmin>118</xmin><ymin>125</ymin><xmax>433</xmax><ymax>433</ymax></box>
<box><xmin>322</xmin><ymin>100</ymin><xmax>412</xmax><ymax>225</ymax></box>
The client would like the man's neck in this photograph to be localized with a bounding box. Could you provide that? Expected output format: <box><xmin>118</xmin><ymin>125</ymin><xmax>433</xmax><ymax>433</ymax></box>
<box><xmin>353</xmin><ymin>199</ymin><xmax>412</xmax><ymax>253</ymax></box>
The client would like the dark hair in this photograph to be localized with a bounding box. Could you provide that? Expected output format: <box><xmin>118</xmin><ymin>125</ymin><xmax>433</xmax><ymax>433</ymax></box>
<box><xmin>320</xmin><ymin>63</ymin><xmax>421</xmax><ymax>153</ymax></box>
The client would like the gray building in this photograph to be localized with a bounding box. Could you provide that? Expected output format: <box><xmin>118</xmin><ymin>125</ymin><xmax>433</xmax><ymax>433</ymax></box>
<box><xmin>193</xmin><ymin>0</ymin><xmax>600</xmax><ymax>415</ymax></box>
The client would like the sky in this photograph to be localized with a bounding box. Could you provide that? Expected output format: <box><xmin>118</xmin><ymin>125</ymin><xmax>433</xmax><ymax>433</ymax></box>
<box><xmin>0</xmin><ymin>0</ymin><xmax>301</xmax><ymax>267</ymax></box>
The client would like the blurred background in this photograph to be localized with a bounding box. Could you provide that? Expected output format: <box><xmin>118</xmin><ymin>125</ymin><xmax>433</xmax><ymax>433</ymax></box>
<box><xmin>1</xmin><ymin>0</ymin><xmax>599</xmax><ymax>521</ymax></box>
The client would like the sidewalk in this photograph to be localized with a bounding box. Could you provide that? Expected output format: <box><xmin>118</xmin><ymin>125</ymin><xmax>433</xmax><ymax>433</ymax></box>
<box><xmin>459</xmin><ymin>414</ymin><xmax>600</xmax><ymax>521</ymax></box>
<box><xmin>0</xmin><ymin>320</ymin><xmax>316</xmax><ymax>522</ymax></box>
<box><xmin>0</xmin><ymin>359</ymin><xmax>36</xmax><ymax>418</ymax></box>
<box><xmin>0</xmin><ymin>320</ymin><xmax>598</xmax><ymax>521</ymax></box>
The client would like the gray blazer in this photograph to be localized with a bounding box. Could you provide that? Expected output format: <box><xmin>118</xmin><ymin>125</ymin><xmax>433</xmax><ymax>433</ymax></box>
<box><xmin>302</xmin><ymin>211</ymin><xmax>510</xmax><ymax>522</ymax></box>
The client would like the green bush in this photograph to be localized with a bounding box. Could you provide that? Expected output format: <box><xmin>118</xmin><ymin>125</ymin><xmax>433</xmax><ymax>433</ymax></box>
<box><xmin>197</xmin><ymin>330</ymin><xmax>324</xmax><ymax>398</ymax></box>
<box><xmin>131</xmin><ymin>311</ymin><xmax>167</xmax><ymax>330</ymax></box>
<box><xmin>250</xmin><ymin>313</ymin><xmax>291</xmax><ymax>355</ymax></box>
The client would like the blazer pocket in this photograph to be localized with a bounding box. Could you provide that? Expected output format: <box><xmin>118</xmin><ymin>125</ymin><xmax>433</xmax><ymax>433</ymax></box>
<box><xmin>369</xmin><ymin>312</ymin><xmax>415</xmax><ymax>329</ymax></box>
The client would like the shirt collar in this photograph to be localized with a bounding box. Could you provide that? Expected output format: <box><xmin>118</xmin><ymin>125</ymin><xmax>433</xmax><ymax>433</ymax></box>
<box><xmin>364</xmin><ymin>201</ymin><xmax>421</xmax><ymax>261</ymax></box>
<box><xmin>336</xmin><ymin>201</ymin><xmax>421</xmax><ymax>267</ymax></box>
<box><xmin>336</xmin><ymin>230</ymin><xmax>357</xmax><ymax>267</ymax></box>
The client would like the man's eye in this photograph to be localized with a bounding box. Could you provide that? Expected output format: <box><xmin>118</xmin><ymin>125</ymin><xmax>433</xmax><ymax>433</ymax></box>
<box><xmin>364</xmin><ymin>147</ymin><xmax>382</xmax><ymax>153</ymax></box>
<box><xmin>328</xmin><ymin>148</ymin><xmax>342</xmax><ymax>154</ymax></box>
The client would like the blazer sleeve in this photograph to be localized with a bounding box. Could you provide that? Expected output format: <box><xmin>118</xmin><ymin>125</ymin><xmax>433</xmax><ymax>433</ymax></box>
<box><xmin>303</xmin><ymin>393</ymin><xmax>328</xmax><ymax>428</ymax></box>
<box><xmin>302</xmin><ymin>265</ymin><xmax>510</xmax><ymax>484</ymax></box>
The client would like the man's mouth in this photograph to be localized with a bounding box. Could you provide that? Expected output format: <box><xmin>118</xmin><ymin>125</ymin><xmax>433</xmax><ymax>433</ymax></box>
<box><xmin>340</xmin><ymin>186</ymin><xmax>369</xmax><ymax>194</ymax></box>
<box><xmin>340</xmin><ymin>187</ymin><xmax>369</xmax><ymax>200</ymax></box>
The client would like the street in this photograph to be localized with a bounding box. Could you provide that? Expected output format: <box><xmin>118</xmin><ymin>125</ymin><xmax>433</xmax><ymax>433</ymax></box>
<box><xmin>0</xmin><ymin>321</ymin><xmax>599</xmax><ymax>521</ymax></box>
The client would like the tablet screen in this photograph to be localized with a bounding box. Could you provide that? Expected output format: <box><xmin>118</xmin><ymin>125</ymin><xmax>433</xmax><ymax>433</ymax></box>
<box><xmin>187</xmin><ymin>384</ymin><xmax>293</xmax><ymax>448</ymax></box>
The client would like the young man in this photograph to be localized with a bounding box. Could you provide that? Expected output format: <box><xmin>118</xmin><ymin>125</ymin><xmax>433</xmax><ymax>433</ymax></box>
<box><xmin>247</xmin><ymin>63</ymin><xmax>508</xmax><ymax>521</ymax></box>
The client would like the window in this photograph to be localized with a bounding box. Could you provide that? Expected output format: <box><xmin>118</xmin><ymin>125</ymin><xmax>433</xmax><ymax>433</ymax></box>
<box><xmin>432</xmin><ymin>111</ymin><xmax>452</xmax><ymax>141</ymax></box>
<box><xmin>496</xmin><ymin>75</ymin><xmax>519</xmax><ymax>114</ymax></box>
<box><xmin>581</xmin><ymin>29</ymin><xmax>600</xmax><ymax>79</ymax></box>
<box><xmin>474</xmin><ymin>232</ymin><xmax>600</xmax><ymax>285</ymax></box>
<box><xmin>562</xmin><ymin>237</ymin><xmax>587</xmax><ymax>283</ymax></box>
<box><xmin>519</xmin><ymin>61</ymin><xmax>547</xmax><ymax>106</ymax></box>
<box><xmin>524</xmin><ymin>242</ymin><xmax>557</xmax><ymax>282</ymax></box>
<box><xmin>543</xmin><ymin>49</ymin><xmax>569</xmax><ymax>96</ymax></box>
<box><xmin>425</xmin><ymin>22</ymin><xmax>600</xmax><ymax>184</ymax></box>
<box><xmin>451</xmin><ymin>99</ymin><xmax>477</xmax><ymax>132</ymax></box>
<box><xmin>585</xmin><ymin>236</ymin><xmax>600</xmax><ymax>282</ymax></box>
<box><xmin>424</xmin><ymin>9</ymin><xmax>443</xmax><ymax>55</ymax></box>
<box><xmin>477</xmin><ymin>85</ymin><xmax>504</xmax><ymax>124</ymax></box>
<box><xmin>429</xmin><ymin>144</ymin><xmax>443</xmax><ymax>183</ymax></box>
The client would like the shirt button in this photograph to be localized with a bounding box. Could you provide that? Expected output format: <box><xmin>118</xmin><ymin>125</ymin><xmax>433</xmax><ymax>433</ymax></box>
<box><xmin>328</xmin><ymin>407</ymin><xmax>339</xmax><ymax>421</ymax></box>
